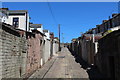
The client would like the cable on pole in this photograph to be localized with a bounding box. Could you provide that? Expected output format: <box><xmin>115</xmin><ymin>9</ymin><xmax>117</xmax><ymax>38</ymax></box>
<box><xmin>47</xmin><ymin>0</ymin><xmax>58</xmax><ymax>24</ymax></box>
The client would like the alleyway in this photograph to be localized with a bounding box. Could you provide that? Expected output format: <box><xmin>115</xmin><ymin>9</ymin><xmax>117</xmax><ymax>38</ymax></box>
<box><xmin>29</xmin><ymin>47</ymin><xmax>89</xmax><ymax>79</ymax></box>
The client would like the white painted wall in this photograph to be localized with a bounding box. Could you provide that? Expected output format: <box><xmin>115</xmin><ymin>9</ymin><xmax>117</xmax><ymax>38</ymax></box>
<box><xmin>5</xmin><ymin>14</ymin><xmax>29</xmax><ymax>31</ymax></box>
<box><xmin>27</xmin><ymin>14</ymin><xmax>29</xmax><ymax>31</ymax></box>
<box><xmin>108</xmin><ymin>26</ymin><xmax>120</xmax><ymax>31</ymax></box>
<box><xmin>43</xmin><ymin>37</ymin><xmax>51</xmax><ymax>63</ymax></box>
<box><xmin>44</xmin><ymin>30</ymin><xmax>50</xmax><ymax>39</ymax></box>
<box><xmin>53</xmin><ymin>43</ymin><xmax>58</xmax><ymax>55</ymax></box>
<box><xmin>29</xmin><ymin>28</ymin><xmax>34</xmax><ymax>32</ymax></box>
<box><xmin>95</xmin><ymin>42</ymin><xmax>98</xmax><ymax>54</ymax></box>
<box><xmin>37</xmin><ymin>27</ymin><xmax>43</xmax><ymax>33</ymax></box>
<box><xmin>53</xmin><ymin>39</ymin><xmax>59</xmax><ymax>56</ymax></box>
<box><xmin>30</xmin><ymin>26</ymin><xmax>43</xmax><ymax>33</ymax></box>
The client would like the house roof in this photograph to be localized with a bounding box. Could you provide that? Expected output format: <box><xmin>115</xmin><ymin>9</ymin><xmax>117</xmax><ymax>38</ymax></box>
<box><xmin>101</xmin><ymin>29</ymin><xmax>120</xmax><ymax>39</ymax></box>
<box><xmin>0</xmin><ymin>8</ymin><xmax>28</xmax><ymax>16</ymax></box>
<box><xmin>71</xmin><ymin>38</ymin><xmax>77</xmax><ymax>42</ymax></box>
<box><xmin>7</xmin><ymin>10</ymin><xmax>28</xmax><ymax>16</ymax></box>
<box><xmin>54</xmin><ymin>37</ymin><xmax>59</xmax><ymax>40</ymax></box>
<box><xmin>1</xmin><ymin>22</ymin><xmax>20</xmax><ymax>37</ymax></box>
<box><xmin>82</xmin><ymin>34</ymin><xmax>102</xmax><ymax>40</ymax></box>
<box><xmin>8</xmin><ymin>10</ymin><xmax>28</xmax><ymax>13</ymax></box>
<box><xmin>0</xmin><ymin>8</ymin><xmax>9</xmax><ymax>10</ymax></box>
<box><xmin>50</xmin><ymin>32</ymin><xmax>54</xmax><ymax>35</ymax></box>
<box><xmin>0</xmin><ymin>8</ymin><xmax>27</xmax><ymax>12</ymax></box>
<box><xmin>32</xmin><ymin>29</ymin><xmax>46</xmax><ymax>36</ymax></box>
<box><xmin>30</xmin><ymin>24</ymin><xmax>42</xmax><ymax>28</ymax></box>
<box><xmin>43</xmin><ymin>29</ymin><xmax>49</xmax><ymax>33</ymax></box>
<box><xmin>0</xmin><ymin>9</ymin><xmax>8</xmax><ymax>15</ymax></box>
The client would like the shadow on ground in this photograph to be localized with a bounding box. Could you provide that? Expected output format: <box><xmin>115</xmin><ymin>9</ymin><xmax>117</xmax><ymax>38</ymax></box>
<box><xmin>69</xmin><ymin>50</ymin><xmax>107</xmax><ymax>80</ymax></box>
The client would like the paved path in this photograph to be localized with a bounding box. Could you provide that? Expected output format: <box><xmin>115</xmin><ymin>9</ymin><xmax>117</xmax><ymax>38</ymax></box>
<box><xmin>28</xmin><ymin>47</ymin><xmax>89</xmax><ymax>79</ymax></box>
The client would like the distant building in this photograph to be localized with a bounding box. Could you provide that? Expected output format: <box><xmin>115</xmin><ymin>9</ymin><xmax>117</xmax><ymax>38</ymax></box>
<box><xmin>53</xmin><ymin>37</ymin><xmax>59</xmax><ymax>56</ymax></box>
<box><xmin>0</xmin><ymin>8</ymin><xmax>8</xmax><ymax>23</ymax></box>
<box><xmin>50</xmin><ymin>32</ymin><xmax>54</xmax><ymax>39</ymax></box>
<box><xmin>87</xmin><ymin>13</ymin><xmax>120</xmax><ymax>35</ymax></box>
<box><xmin>6</xmin><ymin>10</ymin><xmax>29</xmax><ymax>31</ymax></box>
<box><xmin>0</xmin><ymin>8</ymin><xmax>29</xmax><ymax>31</ymax></box>
<box><xmin>43</xmin><ymin>29</ymin><xmax>50</xmax><ymax>39</ymax></box>
<box><xmin>30</xmin><ymin>24</ymin><xmax>43</xmax><ymax>33</ymax></box>
<box><xmin>0</xmin><ymin>8</ymin><xmax>30</xmax><ymax>31</ymax></box>
<box><xmin>54</xmin><ymin>37</ymin><xmax>59</xmax><ymax>41</ymax></box>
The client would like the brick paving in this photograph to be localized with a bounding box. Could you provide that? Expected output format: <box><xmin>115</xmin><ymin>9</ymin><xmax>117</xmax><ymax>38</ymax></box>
<box><xmin>28</xmin><ymin>47</ymin><xmax>89</xmax><ymax>79</ymax></box>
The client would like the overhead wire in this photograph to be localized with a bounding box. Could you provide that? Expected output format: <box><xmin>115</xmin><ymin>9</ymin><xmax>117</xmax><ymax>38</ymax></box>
<box><xmin>46</xmin><ymin>0</ymin><xmax>58</xmax><ymax>25</ymax></box>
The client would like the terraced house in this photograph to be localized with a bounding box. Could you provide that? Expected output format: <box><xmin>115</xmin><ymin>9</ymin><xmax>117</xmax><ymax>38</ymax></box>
<box><xmin>0</xmin><ymin>8</ymin><xmax>59</xmax><ymax>79</ymax></box>
<box><xmin>68</xmin><ymin>13</ymin><xmax>120</xmax><ymax>80</ymax></box>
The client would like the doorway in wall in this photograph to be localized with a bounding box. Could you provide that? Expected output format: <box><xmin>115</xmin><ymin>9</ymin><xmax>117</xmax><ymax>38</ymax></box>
<box><xmin>109</xmin><ymin>56</ymin><xmax>115</xmax><ymax>79</ymax></box>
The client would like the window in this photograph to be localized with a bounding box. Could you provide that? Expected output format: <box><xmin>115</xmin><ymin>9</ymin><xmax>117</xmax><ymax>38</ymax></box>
<box><xmin>3</xmin><ymin>20</ymin><xmax>5</xmax><ymax>23</ymax></box>
<box><xmin>13</xmin><ymin>17</ymin><xmax>19</xmax><ymax>28</ymax></box>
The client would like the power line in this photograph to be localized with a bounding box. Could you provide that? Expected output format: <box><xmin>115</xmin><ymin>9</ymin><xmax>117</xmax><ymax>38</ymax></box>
<box><xmin>110</xmin><ymin>2</ymin><xmax>119</xmax><ymax>14</ymax></box>
<box><xmin>47</xmin><ymin>0</ymin><xmax>58</xmax><ymax>24</ymax></box>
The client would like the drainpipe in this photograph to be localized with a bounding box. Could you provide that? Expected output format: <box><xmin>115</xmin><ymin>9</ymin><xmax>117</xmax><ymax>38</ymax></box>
<box><xmin>26</xmin><ymin>11</ymin><xmax>28</xmax><ymax>39</ymax></box>
<box><xmin>93</xmin><ymin>34</ymin><xmax>95</xmax><ymax>43</ymax></box>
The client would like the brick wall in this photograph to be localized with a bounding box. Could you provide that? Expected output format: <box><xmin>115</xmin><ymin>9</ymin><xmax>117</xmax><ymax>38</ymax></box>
<box><xmin>81</xmin><ymin>39</ymin><xmax>88</xmax><ymax>62</ymax></box>
<box><xmin>26</xmin><ymin>32</ymin><xmax>43</xmax><ymax>77</ymax></box>
<box><xmin>0</xmin><ymin>23</ymin><xmax>57</xmax><ymax>79</ymax></box>
<box><xmin>0</xmin><ymin>23</ymin><xmax>27</xmax><ymax>79</ymax></box>
<box><xmin>97</xmin><ymin>30</ymin><xmax>120</xmax><ymax>80</ymax></box>
<box><xmin>0</xmin><ymin>27</ymin><xmax>2</xmax><ymax>80</ymax></box>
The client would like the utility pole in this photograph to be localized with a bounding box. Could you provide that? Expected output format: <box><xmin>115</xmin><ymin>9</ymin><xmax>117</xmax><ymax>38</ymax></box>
<box><xmin>58</xmin><ymin>24</ymin><xmax>61</xmax><ymax>51</ymax></box>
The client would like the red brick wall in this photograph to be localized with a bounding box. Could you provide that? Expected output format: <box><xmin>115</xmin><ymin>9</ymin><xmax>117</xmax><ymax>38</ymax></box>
<box><xmin>26</xmin><ymin>33</ymin><xmax>43</xmax><ymax>77</ymax></box>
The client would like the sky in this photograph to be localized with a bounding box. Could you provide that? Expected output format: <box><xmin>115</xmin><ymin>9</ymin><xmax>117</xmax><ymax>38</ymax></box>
<box><xmin>2</xmin><ymin>2</ymin><xmax>118</xmax><ymax>43</ymax></box>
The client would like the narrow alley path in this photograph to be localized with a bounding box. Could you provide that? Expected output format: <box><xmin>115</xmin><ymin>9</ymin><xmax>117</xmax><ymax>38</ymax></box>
<box><xmin>29</xmin><ymin>47</ymin><xmax>89</xmax><ymax>79</ymax></box>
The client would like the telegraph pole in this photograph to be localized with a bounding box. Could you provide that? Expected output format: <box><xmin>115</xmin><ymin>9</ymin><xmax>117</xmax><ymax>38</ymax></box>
<box><xmin>58</xmin><ymin>24</ymin><xmax>61</xmax><ymax>51</ymax></box>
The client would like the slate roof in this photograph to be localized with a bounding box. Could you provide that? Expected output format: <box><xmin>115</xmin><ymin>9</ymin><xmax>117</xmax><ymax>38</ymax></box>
<box><xmin>8</xmin><ymin>10</ymin><xmax>28</xmax><ymax>13</ymax></box>
<box><xmin>43</xmin><ymin>30</ymin><xmax>49</xmax><ymax>33</ymax></box>
<box><xmin>30</xmin><ymin>24</ymin><xmax>42</xmax><ymax>28</ymax></box>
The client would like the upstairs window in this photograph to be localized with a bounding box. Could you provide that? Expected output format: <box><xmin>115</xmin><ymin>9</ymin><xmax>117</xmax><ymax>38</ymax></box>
<box><xmin>13</xmin><ymin>17</ymin><xmax>19</xmax><ymax>28</ymax></box>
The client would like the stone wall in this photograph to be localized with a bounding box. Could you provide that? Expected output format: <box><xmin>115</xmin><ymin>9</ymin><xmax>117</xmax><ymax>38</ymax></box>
<box><xmin>26</xmin><ymin>32</ymin><xmax>43</xmax><ymax>78</ymax></box>
<box><xmin>0</xmin><ymin>23</ymin><xmax>59</xmax><ymax>79</ymax></box>
<box><xmin>0</xmin><ymin>23</ymin><xmax>27</xmax><ymax>79</ymax></box>
<box><xmin>97</xmin><ymin>30</ymin><xmax>120</xmax><ymax>80</ymax></box>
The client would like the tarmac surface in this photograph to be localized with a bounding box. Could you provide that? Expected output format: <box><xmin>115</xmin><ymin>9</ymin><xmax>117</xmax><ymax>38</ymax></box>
<box><xmin>28</xmin><ymin>47</ymin><xmax>89</xmax><ymax>79</ymax></box>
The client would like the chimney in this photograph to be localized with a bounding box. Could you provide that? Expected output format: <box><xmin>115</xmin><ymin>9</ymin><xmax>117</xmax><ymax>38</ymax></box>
<box><xmin>112</xmin><ymin>13</ymin><xmax>118</xmax><ymax>17</ymax></box>
<box><xmin>108</xmin><ymin>16</ymin><xmax>111</xmax><ymax>19</ymax></box>
<box><xmin>29</xmin><ymin>22</ymin><xmax>33</xmax><ymax>24</ymax></box>
<box><xmin>102</xmin><ymin>20</ymin><xmax>108</xmax><ymax>23</ymax></box>
<box><xmin>0</xmin><ymin>8</ymin><xmax>9</xmax><ymax>11</ymax></box>
<box><xmin>96</xmin><ymin>25</ymin><xmax>100</xmax><ymax>27</ymax></box>
<box><xmin>50</xmin><ymin>32</ymin><xmax>54</xmax><ymax>39</ymax></box>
